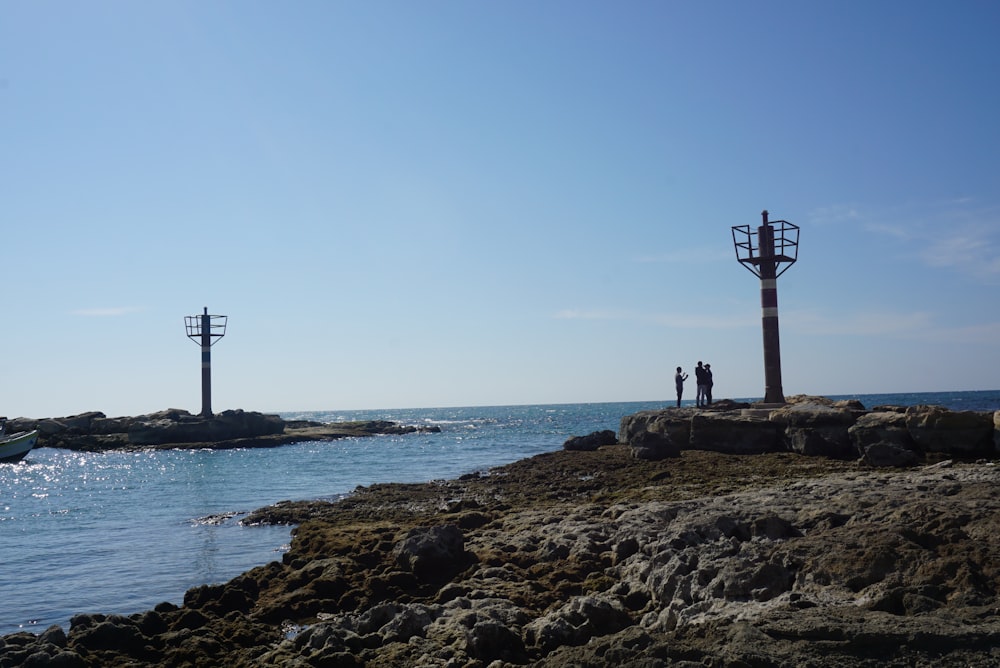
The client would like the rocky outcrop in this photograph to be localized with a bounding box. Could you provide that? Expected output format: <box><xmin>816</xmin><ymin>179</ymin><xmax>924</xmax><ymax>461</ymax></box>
<box><xmin>5</xmin><ymin>446</ymin><xmax>1000</xmax><ymax>667</ymax></box>
<box><xmin>768</xmin><ymin>402</ymin><xmax>859</xmax><ymax>458</ymax></box>
<box><xmin>849</xmin><ymin>410</ymin><xmax>920</xmax><ymax>467</ymax></box>
<box><xmin>619</xmin><ymin>398</ymin><xmax>1000</xmax><ymax>467</ymax></box>
<box><xmin>629</xmin><ymin>430</ymin><xmax>679</xmax><ymax>460</ymax></box>
<box><xmin>618</xmin><ymin>408</ymin><xmax>693</xmax><ymax>447</ymax></box>
<box><xmin>5</xmin><ymin>397</ymin><xmax>1000</xmax><ymax>666</ymax></box>
<box><xmin>995</xmin><ymin>410</ymin><xmax>1000</xmax><ymax>452</ymax></box>
<box><xmin>904</xmin><ymin>405</ymin><xmax>994</xmax><ymax>456</ymax></box>
<box><xmin>126</xmin><ymin>409</ymin><xmax>285</xmax><ymax>445</ymax></box>
<box><xmin>7</xmin><ymin>410</ymin><xmax>439</xmax><ymax>452</ymax></box>
<box><xmin>690</xmin><ymin>412</ymin><xmax>782</xmax><ymax>454</ymax></box>
<box><xmin>563</xmin><ymin>430</ymin><xmax>617</xmax><ymax>451</ymax></box>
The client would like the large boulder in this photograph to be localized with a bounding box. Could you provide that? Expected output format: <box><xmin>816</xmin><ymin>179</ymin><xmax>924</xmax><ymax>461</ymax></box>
<box><xmin>90</xmin><ymin>416</ymin><xmax>137</xmax><ymax>435</ymax></box>
<box><xmin>127</xmin><ymin>409</ymin><xmax>285</xmax><ymax>445</ymax></box>
<box><xmin>768</xmin><ymin>403</ymin><xmax>858</xmax><ymax>458</ymax></box>
<box><xmin>849</xmin><ymin>411</ymin><xmax>919</xmax><ymax>467</ymax></box>
<box><xmin>30</xmin><ymin>413</ymin><xmax>107</xmax><ymax>436</ymax></box>
<box><xmin>563</xmin><ymin>430</ymin><xmax>618</xmax><ymax>451</ymax></box>
<box><xmin>619</xmin><ymin>409</ymin><xmax>693</xmax><ymax>449</ymax></box>
<box><xmin>393</xmin><ymin>524</ymin><xmax>467</xmax><ymax>580</ymax></box>
<box><xmin>629</xmin><ymin>430</ymin><xmax>680</xmax><ymax>460</ymax></box>
<box><xmin>904</xmin><ymin>406</ymin><xmax>994</xmax><ymax>457</ymax></box>
<box><xmin>689</xmin><ymin>413</ymin><xmax>781</xmax><ymax>454</ymax></box>
<box><xmin>994</xmin><ymin>410</ymin><xmax>1000</xmax><ymax>454</ymax></box>
<box><xmin>523</xmin><ymin>595</ymin><xmax>631</xmax><ymax>652</ymax></box>
<box><xmin>69</xmin><ymin>613</ymin><xmax>151</xmax><ymax>658</ymax></box>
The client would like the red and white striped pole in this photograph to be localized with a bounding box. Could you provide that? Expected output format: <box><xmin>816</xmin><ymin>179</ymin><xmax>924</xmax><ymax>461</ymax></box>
<box><xmin>185</xmin><ymin>307</ymin><xmax>227</xmax><ymax>419</ymax></box>
<box><xmin>199</xmin><ymin>307</ymin><xmax>213</xmax><ymax>418</ymax></box>
<box><xmin>758</xmin><ymin>210</ymin><xmax>785</xmax><ymax>404</ymax></box>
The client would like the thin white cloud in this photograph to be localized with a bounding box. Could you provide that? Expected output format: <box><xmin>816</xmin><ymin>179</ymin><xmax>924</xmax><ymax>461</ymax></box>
<box><xmin>71</xmin><ymin>307</ymin><xmax>142</xmax><ymax>317</ymax></box>
<box><xmin>864</xmin><ymin>221</ymin><xmax>913</xmax><ymax>241</ymax></box>
<box><xmin>919</xmin><ymin>225</ymin><xmax>1000</xmax><ymax>278</ymax></box>
<box><xmin>810</xmin><ymin>199</ymin><xmax>1000</xmax><ymax>281</ymax></box>
<box><xmin>806</xmin><ymin>205</ymin><xmax>861</xmax><ymax>227</ymax></box>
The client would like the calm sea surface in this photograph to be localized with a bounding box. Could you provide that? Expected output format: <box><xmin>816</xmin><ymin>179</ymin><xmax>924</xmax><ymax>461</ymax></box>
<box><xmin>2</xmin><ymin>391</ymin><xmax>998</xmax><ymax>635</ymax></box>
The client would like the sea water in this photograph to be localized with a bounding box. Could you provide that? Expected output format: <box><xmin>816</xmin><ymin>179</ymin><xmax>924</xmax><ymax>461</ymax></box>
<box><xmin>1</xmin><ymin>392</ymin><xmax>998</xmax><ymax>635</ymax></box>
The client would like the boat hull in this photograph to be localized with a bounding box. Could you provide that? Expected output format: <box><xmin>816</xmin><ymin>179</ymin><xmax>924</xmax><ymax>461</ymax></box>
<box><xmin>0</xmin><ymin>430</ymin><xmax>39</xmax><ymax>463</ymax></box>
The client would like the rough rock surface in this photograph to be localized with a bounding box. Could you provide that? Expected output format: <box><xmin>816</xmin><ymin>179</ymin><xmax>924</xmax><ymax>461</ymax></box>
<box><xmin>563</xmin><ymin>430</ymin><xmax>618</xmax><ymax>452</ymax></box>
<box><xmin>5</xmin><ymin>430</ymin><xmax>1000</xmax><ymax>666</ymax></box>
<box><xmin>7</xmin><ymin>410</ymin><xmax>439</xmax><ymax>452</ymax></box>
<box><xmin>620</xmin><ymin>397</ymin><xmax>1000</xmax><ymax>465</ymax></box>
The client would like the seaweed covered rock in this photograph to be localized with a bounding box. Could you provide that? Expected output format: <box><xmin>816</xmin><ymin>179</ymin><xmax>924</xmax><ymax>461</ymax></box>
<box><xmin>563</xmin><ymin>429</ymin><xmax>617</xmax><ymax>451</ymax></box>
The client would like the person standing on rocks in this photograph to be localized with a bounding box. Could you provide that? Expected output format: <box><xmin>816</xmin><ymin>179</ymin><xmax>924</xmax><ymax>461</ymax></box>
<box><xmin>695</xmin><ymin>361</ymin><xmax>707</xmax><ymax>407</ymax></box>
<box><xmin>704</xmin><ymin>363</ymin><xmax>713</xmax><ymax>405</ymax></box>
<box><xmin>674</xmin><ymin>367</ymin><xmax>688</xmax><ymax>407</ymax></box>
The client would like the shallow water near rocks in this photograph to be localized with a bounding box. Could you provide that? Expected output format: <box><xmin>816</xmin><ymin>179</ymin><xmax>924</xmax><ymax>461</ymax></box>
<box><xmin>1</xmin><ymin>392</ymin><xmax>997</xmax><ymax>635</ymax></box>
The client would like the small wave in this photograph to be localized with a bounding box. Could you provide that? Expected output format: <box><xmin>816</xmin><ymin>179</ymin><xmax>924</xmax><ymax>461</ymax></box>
<box><xmin>191</xmin><ymin>511</ymin><xmax>242</xmax><ymax>526</ymax></box>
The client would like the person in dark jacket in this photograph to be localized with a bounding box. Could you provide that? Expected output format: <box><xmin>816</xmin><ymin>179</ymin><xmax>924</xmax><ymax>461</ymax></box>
<box><xmin>704</xmin><ymin>363</ymin><xmax>713</xmax><ymax>405</ymax></box>
<box><xmin>674</xmin><ymin>367</ymin><xmax>689</xmax><ymax>407</ymax></box>
<box><xmin>694</xmin><ymin>361</ymin><xmax>707</xmax><ymax>407</ymax></box>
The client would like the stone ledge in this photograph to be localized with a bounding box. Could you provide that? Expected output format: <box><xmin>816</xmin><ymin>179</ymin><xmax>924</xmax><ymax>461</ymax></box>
<box><xmin>621</xmin><ymin>395</ymin><xmax>998</xmax><ymax>466</ymax></box>
<box><xmin>8</xmin><ymin>410</ymin><xmax>439</xmax><ymax>451</ymax></box>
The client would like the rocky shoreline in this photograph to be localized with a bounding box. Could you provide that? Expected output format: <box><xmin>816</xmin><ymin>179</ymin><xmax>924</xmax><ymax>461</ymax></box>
<box><xmin>6</xmin><ymin>408</ymin><xmax>440</xmax><ymax>452</ymax></box>
<box><xmin>3</xmin><ymin>398</ymin><xmax>1000</xmax><ymax>667</ymax></box>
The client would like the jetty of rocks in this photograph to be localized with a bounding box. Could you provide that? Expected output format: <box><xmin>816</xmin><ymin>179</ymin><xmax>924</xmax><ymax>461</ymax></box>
<box><xmin>617</xmin><ymin>394</ymin><xmax>999</xmax><ymax>466</ymax></box>
<box><xmin>6</xmin><ymin>408</ymin><xmax>440</xmax><ymax>452</ymax></box>
<box><xmin>3</xmin><ymin>396</ymin><xmax>1000</xmax><ymax>667</ymax></box>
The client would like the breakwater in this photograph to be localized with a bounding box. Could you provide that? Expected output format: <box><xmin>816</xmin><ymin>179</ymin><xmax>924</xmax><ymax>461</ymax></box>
<box><xmin>7</xmin><ymin>408</ymin><xmax>439</xmax><ymax>452</ymax></box>
<box><xmin>617</xmin><ymin>395</ymin><xmax>1000</xmax><ymax>466</ymax></box>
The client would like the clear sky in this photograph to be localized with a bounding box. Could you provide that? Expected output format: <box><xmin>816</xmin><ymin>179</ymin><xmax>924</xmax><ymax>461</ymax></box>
<box><xmin>2</xmin><ymin>1</ymin><xmax>998</xmax><ymax>418</ymax></box>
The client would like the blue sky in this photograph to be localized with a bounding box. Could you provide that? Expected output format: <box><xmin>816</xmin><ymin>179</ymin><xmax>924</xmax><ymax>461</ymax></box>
<box><xmin>2</xmin><ymin>1</ymin><xmax>998</xmax><ymax>418</ymax></box>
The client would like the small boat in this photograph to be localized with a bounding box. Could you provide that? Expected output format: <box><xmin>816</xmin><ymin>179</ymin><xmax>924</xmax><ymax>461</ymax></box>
<box><xmin>0</xmin><ymin>418</ymin><xmax>39</xmax><ymax>463</ymax></box>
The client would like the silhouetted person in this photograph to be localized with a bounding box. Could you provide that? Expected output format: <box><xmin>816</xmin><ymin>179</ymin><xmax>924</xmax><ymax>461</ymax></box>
<box><xmin>704</xmin><ymin>363</ymin><xmax>713</xmax><ymax>405</ymax></box>
<box><xmin>674</xmin><ymin>367</ymin><xmax>688</xmax><ymax>407</ymax></box>
<box><xmin>695</xmin><ymin>361</ymin><xmax>707</xmax><ymax>407</ymax></box>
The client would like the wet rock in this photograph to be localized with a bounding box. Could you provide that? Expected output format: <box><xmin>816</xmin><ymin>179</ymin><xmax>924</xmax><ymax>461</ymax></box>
<box><xmin>0</xmin><ymin>627</ymin><xmax>86</xmax><ymax>668</ymax></box>
<box><xmin>629</xmin><ymin>430</ymin><xmax>680</xmax><ymax>460</ymax></box>
<box><xmin>27</xmin><ymin>408</ymin><xmax>432</xmax><ymax>452</ymax></box>
<box><xmin>563</xmin><ymin>429</ymin><xmax>617</xmax><ymax>451</ymax></box>
<box><xmin>393</xmin><ymin>524</ymin><xmax>468</xmax><ymax>580</ymax></box>
<box><xmin>70</xmin><ymin>615</ymin><xmax>148</xmax><ymax>655</ymax></box>
<box><xmin>466</xmin><ymin>618</ymin><xmax>526</xmax><ymax>662</ymax></box>
<box><xmin>524</xmin><ymin>595</ymin><xmax>631</xmax><ymax>651</ymax></box>
<box><xmin>128</xmin><ymin>409</ymin><xmax>285</xmax><ymax>445</ymax></box>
